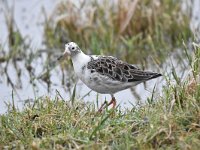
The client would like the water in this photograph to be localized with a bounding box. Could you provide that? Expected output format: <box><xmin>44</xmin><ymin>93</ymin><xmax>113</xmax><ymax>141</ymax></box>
<box><xmin>0</xmin><ymin>0</ymin><xmax>199</xmax><ymax>114</ymax></box>
<box><xmin>0</xmin><ymin>0</ymin><xmax>58</xmax><ymax>113</ymax></box>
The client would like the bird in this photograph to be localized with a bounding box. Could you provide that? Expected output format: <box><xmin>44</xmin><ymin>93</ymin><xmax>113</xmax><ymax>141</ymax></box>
<box><xmin>58</xmin><ymin>42</ymin><xmax>162</xmax><ymax>112</ymax></box>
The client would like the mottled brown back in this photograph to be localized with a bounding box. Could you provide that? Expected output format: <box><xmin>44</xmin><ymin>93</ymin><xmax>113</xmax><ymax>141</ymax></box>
<box><xmin>87</xmin><ymin>56</ymin><xmax>162</xmax><ymax>82</ymax></box>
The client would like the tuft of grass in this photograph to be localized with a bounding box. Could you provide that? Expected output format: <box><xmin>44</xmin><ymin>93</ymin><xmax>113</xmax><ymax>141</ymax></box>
<box><xmin>0</xmin><ymin>0</ymin><xmax>194</xmax><ymax>98</ymax></box>
<box><xmin>44</xmin><ymin>0</ymin><xmax>192</xmax><ymax>65</ymax></box>
<box><xmin>0</xmin><ymin>44</ymin><xmax>200</xmax><ymax>149</ymax></box>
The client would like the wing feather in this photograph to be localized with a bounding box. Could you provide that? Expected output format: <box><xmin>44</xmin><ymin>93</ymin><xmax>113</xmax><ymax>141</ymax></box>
<box><xmin>87</xmin><ymin>56</ymin><xmax>161</xmax><ymax>82</ymax></box>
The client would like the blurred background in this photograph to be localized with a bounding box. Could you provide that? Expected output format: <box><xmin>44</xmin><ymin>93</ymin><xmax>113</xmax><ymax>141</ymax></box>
<box><xmin>0</xmin><ymin>0</ymin><xmax>199</xmax><ymax>114</ymax></box>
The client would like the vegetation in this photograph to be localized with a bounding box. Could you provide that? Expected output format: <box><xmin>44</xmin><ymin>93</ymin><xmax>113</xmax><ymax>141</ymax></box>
<box><xmin>0</xmin><ymin>0</ymin><xmax>199</xmax><ymax>149</ymax></box>
<box><xmin>0</xmin><ymin>0</ymin><xmax>193</xmax><ymax>92</ymax></box>
<box><xmin>44</xmin><ymin>0</ymin><xmax>192</xmax><ymax>64</ymax></box>
<box><xmin>0</xmin><ymin>44</ymin><xmax>199</xmax><ymax>149</ymax></box>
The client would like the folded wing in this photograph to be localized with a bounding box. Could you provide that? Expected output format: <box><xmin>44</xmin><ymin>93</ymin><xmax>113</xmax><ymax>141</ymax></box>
<box><xmin>87</xmin><ymin>56</ymin><xmax>162</xmax><ymax>83</ymax></box>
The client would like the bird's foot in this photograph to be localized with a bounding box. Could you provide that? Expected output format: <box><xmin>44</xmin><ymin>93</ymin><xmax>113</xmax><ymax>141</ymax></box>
<box><xmin>98</xmin><ymin>97</ymin><xmax>116</xmax><ymax>112</ymax></box>
<box><xmin>107</xmin><ymin>97</ymin><xmax>116</xmax><ymax>110</ymax></box>
<box><xmin>98</xmin><ymin>100</ymin><xmax>107</xmax><ymax>112</ymax></box>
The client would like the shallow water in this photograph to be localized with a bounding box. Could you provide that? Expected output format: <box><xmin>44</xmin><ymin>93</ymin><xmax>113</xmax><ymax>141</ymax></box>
<box><xmin>0</xmin><ymin>0</ymin><xmax>199</xmax><ymax>114</ymax></box>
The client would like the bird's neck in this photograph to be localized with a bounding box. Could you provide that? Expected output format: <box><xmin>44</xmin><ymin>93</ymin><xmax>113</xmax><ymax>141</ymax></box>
<box><xmin>71</xmin><ymin>51</ymin><xmax>90</xmax><ymax>73</ymax></box>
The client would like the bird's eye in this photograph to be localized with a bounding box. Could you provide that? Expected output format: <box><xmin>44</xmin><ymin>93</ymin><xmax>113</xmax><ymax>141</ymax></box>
<box><xmin>72</xmin><ymin>47</ymin><xmax>75</xmax><ymax>50</ymax></box>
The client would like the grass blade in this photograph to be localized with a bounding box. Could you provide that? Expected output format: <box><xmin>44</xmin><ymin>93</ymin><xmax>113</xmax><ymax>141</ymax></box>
<box><xmin>71</xmin><ymin>83</ymin><xmax>77</xmax><ymax>106</ymax></box>
<box><xmin>89</xmin><ymin>111</ymin><xmax>113</xmax><ymax>140</ymax></box>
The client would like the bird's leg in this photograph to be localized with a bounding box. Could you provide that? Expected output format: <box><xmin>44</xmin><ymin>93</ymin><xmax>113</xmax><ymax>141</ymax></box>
<box><xmin>106</xmin><ymin>96</ymin><xmax>116</xmax><ymax>109</ymax></box>
<box><xmin>98</xmin><ymin>95</ymin><xmax>116</xmax><ymax>112</ymax></box>
<box><xmin>98</xmin><ymin>100</ymin><xmax>107</xmax><ymax>112</ymax></box>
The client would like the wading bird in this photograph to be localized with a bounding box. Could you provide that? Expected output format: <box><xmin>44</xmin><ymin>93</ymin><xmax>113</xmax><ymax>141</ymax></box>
<box><xmin>58</xmin><ymin>42</ymin><xmax>162</xmax><ymax>112</ymax></box>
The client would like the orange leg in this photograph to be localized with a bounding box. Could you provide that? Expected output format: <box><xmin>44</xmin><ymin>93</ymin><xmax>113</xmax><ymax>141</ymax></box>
<box><xmin>107</xmin><ymin>97</ymin><xmax>116</xmax><ymax>109</ymax></box>
<box><xmin>98</xmin><ymin>101</ymin><xmax>107</xmax><ymax>112</ymax></box>
<box><xmin>98</xmin><ymin>95</ymin><xmax>116</xmax><ymax>112</ymax></box>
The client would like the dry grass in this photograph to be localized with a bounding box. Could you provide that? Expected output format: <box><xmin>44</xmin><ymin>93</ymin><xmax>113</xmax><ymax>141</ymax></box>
<box><xmin>0</xmin><ymin>1</ymin><xmax>198</xmax><ymax>149</ymax></box>
<box><xmin>44</xmin><ymin>0</ymin><xmax>192</xmax><ymax>64</ymax></box>
<box><xmin>0</xmin><ymin>0</ymin><xmax>193</xmax><ymax>96</ymax></box>
<box><xmin>0</xmin><ymin>43</ymin><xmax>199</xmax><ymax>149</ymax></box>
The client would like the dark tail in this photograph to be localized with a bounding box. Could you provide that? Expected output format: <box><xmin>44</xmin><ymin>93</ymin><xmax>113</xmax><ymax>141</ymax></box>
<box><xmin>149</xmin><ymin>73</ymin><xmax>162</xmax><ymax>80</ymax></box>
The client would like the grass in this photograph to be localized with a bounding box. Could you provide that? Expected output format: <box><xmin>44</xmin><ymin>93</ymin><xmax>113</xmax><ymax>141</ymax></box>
<box><xmin>0</xmin><ymin>0</ymin><xmax>193</xmax><ymax>96</ymax></box>
<box><xmin>0</xmin><ymin>44</ymin><xmax>199</xmax><ymax>149</ymax></box>
<box><xmin>0</xmin><ymin>1</ymin><xmax>199</xmax><ymax>149</ymax></box>
<box><xmin>44</xmin><ymin>0</ymin><xmax>192</xmax><ymax>64</ymax></box>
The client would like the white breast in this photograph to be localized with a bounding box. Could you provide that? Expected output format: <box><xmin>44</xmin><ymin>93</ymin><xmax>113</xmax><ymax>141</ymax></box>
<box><xmin>71</xmin><ymin>52</ymin><xmax>91</xmax><ymax>77</ymax></box>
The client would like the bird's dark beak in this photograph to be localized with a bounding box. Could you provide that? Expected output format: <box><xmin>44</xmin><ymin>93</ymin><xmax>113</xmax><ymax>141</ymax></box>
<box><xmin>57</xmin><ymin>51</ymin><xmax>69</xmax><ymax>61</ymax></box>
<box><xmin>58</xmin><ymin>46</ymin><xmax>71</xmax><ymax>61</ymax></box>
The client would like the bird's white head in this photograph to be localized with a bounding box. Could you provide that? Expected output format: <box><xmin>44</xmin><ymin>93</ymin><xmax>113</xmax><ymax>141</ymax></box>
<box><xmin>58</xmin><ymin>42</ymin><xmax>81</xmax><ymax>60</ymax></box>
<box><xmin>64</xmin><ymin>42</ymin><xmax>81</xmax><ymax>56</ymax></box>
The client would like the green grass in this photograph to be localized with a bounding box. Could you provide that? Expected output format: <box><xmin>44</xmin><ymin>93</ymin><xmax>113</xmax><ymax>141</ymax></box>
<box><xmin>0</xmin><ymin>44</ymin><xmax>200</xmax><ymax>149</ymax></box>
<box><xmin>0</xmin><ymin>0</ymin><xmax>193</xmax><ymax>95</ymax></box>
<box><xmin>0</xmin><ymin>1</ymin><xmax>199</xmax><ymax>149</ymax></box>
<box><xmin>44</xmin><ymin>0</ymin><xmax>192</xmax><ymax>64</ymax></box>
